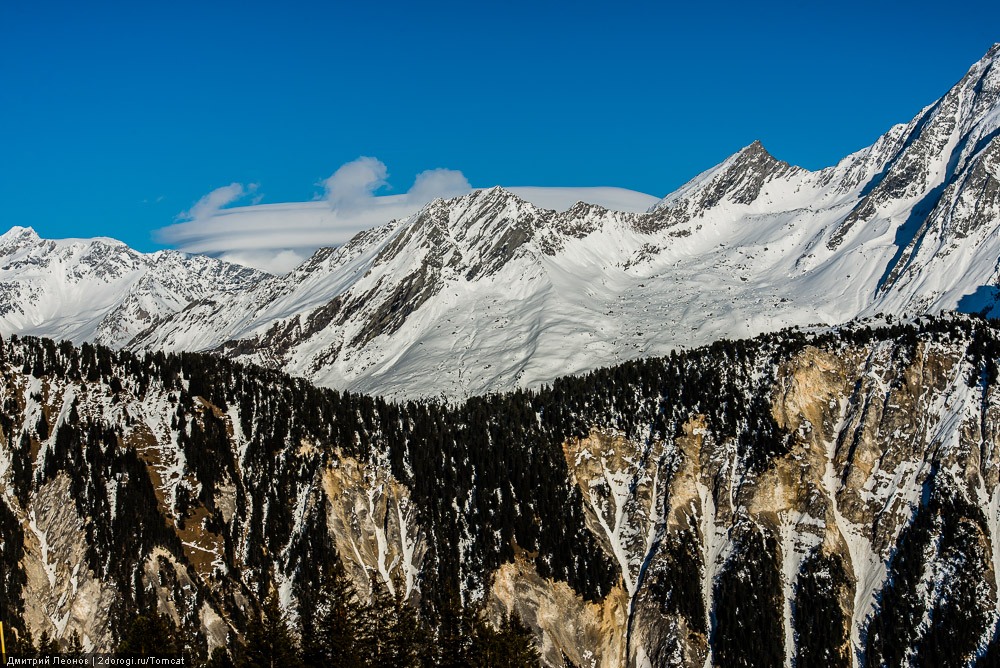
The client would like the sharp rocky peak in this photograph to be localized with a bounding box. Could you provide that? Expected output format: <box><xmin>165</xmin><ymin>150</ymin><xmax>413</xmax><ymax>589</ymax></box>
<box><xmin>976</xmin><ymin>41</ymin><xmax>1000</xmax><ymax>69</ymax></box>
<box><xmin>737</xmin><ymin>138</ymin><xmax>771</xmax><ymax>157</ymax></box>
<box><xmin>0</xmin><ymin>226</ymin><xmax>41</xmax><ymax>252</ymax></box>
<box><xmin>659</xmin><ymin>139</ymin><xmax>803</xmax><ymax>214</ymax></box>
<box><xmin>365</xmin><ymin>184</ymin><xmax>627</xmax><ymax>288</ymax></box>
<box><xmin>447</xmin><ymin>185</ymin><xmax>540</xmax><ymax>219</ymax></box>
<box><xmin>725</xmin><ymin>139</ymin><xmax>799</xmax><ymax>178</ymax></box>
<box><xmin>827</xmin><ymin>44</ymin><xmax>1000</xmax><ymax>251</ymax></box>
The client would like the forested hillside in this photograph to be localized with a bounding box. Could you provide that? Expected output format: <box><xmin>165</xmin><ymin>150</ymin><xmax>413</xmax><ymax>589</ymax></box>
<box><xmin>1</xmin><ymin>314</ymin><xmax>999</xmax><ymax>666</ymax></box>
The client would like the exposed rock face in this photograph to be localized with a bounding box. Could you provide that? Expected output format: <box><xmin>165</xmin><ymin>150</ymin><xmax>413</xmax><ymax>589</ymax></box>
<box><xmin>688</xmin><ymin>140</ymin><xmax>802</xmax><ymax>210</ymax></box>
<box><xmin>2</xmin><ymin>316</ymin><xmax>1000</xmax><ymax>665</ymax></box>
<box><xmin>321</xmin><ymin>450</ymin><xmax>426</xmax><ymax>600</ymax></box>
<box><xmin>548</xmin><ymin>323</ymin><xmax>1000</xmax><ymax>666</ymax></box>
<box><xmin>22</xmin><ymin>473</ymin><xmax>119</xmax><ymax>650</ymax></box>
<box><xmin>491</xmin><ymin>560</ymin><xmax>628</xmax><ymax>668</ymax></box>
<box><xmin>0</xmin><ymin>228</ymin><xmax>266</xmax><ymax>347</ymax></box>
<box><xmin>832</xmin><ymin>43</ymin><xmax>1000</xmax><ymax>254</ymax></box>
<box><xmin>563</xmin><ymin>431</ymin><xmax>668</xmax><ymax>599</ymax></box>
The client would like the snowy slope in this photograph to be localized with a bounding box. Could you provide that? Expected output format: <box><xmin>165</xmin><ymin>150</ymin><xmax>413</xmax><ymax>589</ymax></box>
<box><xmin>505</xmin><ymin>186</ymin><xmax>660</xmax><ymax>213</ymax></box>
<box><xmin>127</xmin><ymin>44</ymin><xmax>1000</xmax><ymax>398</ymax></box>
<box><xmin>159</xmin><ymin>186</ymin><xmax>660</xmax><ymax>274</ymax></box>
<box><xmin>0</xmin><ymin>227</ymin><xmax>266</xmax><ymax>348</ymax></box>
<box><xmin>5</xmin><ymin>45</ymin><xmax>1000</xmax><ymax>399</ymax></box>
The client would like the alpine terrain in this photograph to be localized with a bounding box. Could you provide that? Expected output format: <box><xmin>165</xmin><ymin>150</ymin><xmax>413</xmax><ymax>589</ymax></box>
<box><xmin>0</xmin><ymin>44</ymin><xmax>999</xmax><ymax>668</ymax></box>
<box><xmin>4</xmin><ymin>46</ymin><xmax>1000</xmax><ymax>400</ymax></box>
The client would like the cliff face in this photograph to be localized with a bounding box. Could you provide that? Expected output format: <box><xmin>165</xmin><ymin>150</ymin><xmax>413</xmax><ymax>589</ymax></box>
<box><xmin>1</xmin><ymin>316</ymin><xmax>998</xmax><ymax>665</ymax></box>
<box><xmin>622</xmin><ymin>339</ymin><xmax>999</xmax><ymax>667</ymax></box>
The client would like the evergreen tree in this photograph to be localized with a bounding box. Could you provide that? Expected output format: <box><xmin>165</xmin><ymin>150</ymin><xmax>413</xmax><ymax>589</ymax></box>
<box><xmin>467</xmin><ymin>610</ymin><xmax>502</xmax><ymax>667</ymax></box>
<box><xmin>117</xmin><ymin>612</ymin><xmax>182</xmax><ymax>656</ymax></box>
<box><xmin>204</xmin><ymin>646</ymin><xmax>237</xmax><ymax>668</ymax></box>
<box><xmin>359</xmin><ymin>575</ymin><xmax>399</xmax><ymax>668</ymax></box>
<box><xmin>37</xmin><ymin>630</ymin><xmax>58</xmax><ymax>655</ymax></box>
<box><xmin>497</xmin><ymin>612</ymin><xmax>541</xmax><ymax>667</ymax></box>
<box><xmin>386</xmin><ymin>576</ymin><xmax>426</xmax><ymax>668</ymax></box>
<box><xmin>65</xmin><ymin>631</ymin><xmax>84</xmax><ymax>655</ymax></box>
<box><xmin>300</xmin><ymin>560</ymin><xmax>364</xmax><ymax>668</ymax></box>
<box><xmin>435</xmin><ymin>587</ymin><xmax>473</xmax><ymax>668</ymax></box>
<box><xmin>794</xmin><ymin>551</ymin><xmax>850</xmax><ymax>667</ymax></box>
<box><xmin>467</xmin><ymin>608</ymin><xmax>540</xmax><ymax>668</ymax></box>
<box><xmin>9</xmin><ymin>627</ymin><xmax>37</xmax><ymax>660</ymax></box>
<box><xmin>243</xmin><ymin>592</ymin><xmax>304</xmax><ymax>668</ymax></box>
<box><xmin>359</xmin><ymin>574</ymin><xmax>426</xmax><ymax>668</ymax></box>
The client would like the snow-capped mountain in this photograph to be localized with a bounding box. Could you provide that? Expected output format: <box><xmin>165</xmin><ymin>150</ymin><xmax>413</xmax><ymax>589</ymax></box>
<box><xmin>137</xmin><ymin>47</ymin><xmax>1000</xmax><ymax>398</ymax></box>
<box><xmin>4</xmin><ymin>45</ymin><xmax>1000</xmax><ymax>399</ymax></box>
<box><xmin>0</xmin><ymin>227</ymin><xmax>266</xmax><ymax>348</ymax></box>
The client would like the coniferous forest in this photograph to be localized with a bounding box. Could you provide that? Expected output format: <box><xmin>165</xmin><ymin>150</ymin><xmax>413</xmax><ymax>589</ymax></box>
<box><xmin>1</xmin><ymin>314</ymin><xmax>999</xmax><ymax>666</ymax></box>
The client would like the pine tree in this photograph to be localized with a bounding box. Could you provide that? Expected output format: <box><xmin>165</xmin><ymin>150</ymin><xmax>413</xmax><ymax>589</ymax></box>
<box><xmin>466</xmin><ymin>608</ymin><xmax>540</xmax><ymax>668</ymax></box>
<box><xmin>117</xmin><ymin>612</ymin><xmax>182</xmax><ymax>656</ymax></box>
<box><xmin>204</xmin><ymin>646</ymin><xmax>236</xmax><ymax>668</ymax></box>
<box><xmin>359</xmin><ymin>574</ymin><xmax>398</xmax><ymax>667</ymax></box>
<box><xmin>386</xmin><ymin>575</ymin><xmax>425</xmax><ymax>668</ymax></box>
<box><xmin>300</xmin><ymin>560</ymin><xmax>364</xmax><ymax>668</ymax></box>
<box><xmin>66</xmin><ymin>631</ymin><xmax>83</xmax><ymax>655</ymax></box>
<box><xmin>498</xmin><ymin>612</ymin><xmax>541</xmax><ymax>667</ymax></box>
<box><xmin>37</xmin><ymin>630</ymin><xmax>58</xmax><ymax>655</ymax></box>
<box><xmin>243</xmin><ymin>592</ymin><xmax>304</xmax><ymax>668</ymax></box>
<box><xmin>9</xmin><ymin>627</ymin><xmax>37</xmax><ymax>660</ymax></box>
<box><xmin>467</xmin><ymin>609</ymin><xmax>502</xmax><ymax>666</ymax></box>
<box><xmin>358</xmin><ymin>573</ymin><xmax>427</xmax><ymax>668</ymax></box>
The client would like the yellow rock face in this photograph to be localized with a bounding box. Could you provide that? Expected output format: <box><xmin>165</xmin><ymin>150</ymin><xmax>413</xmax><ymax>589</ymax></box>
<box><xmin>491</xmin><ymin>558</ymin><xmax>628</xmax><ymax>668</ymax></box>
<box><xmin>321</xmin><ymin>449</ymin><xmax>426</xmax><ymax>600</ymax></box>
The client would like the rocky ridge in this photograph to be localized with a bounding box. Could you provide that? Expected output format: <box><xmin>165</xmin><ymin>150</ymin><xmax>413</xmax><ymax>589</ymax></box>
<box><xmin>2</xmin><ymin>47</ymin><xmax>1000</xmax><ymax>400</ymax></box>
<box><xmin>8</xmin><ymin>48</ymin><xmax>1000</xmax><ymax>400</ymax></box>
<box><xmin>0</xmin><ymin>227</ymin><xmax>266</xmax><ymax>348</ymax></box>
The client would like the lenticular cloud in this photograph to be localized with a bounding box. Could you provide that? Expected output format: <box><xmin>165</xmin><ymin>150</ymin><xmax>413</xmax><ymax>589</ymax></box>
<box><xmin>158</xmin><ymin>157</ymin><xmax>471</xmax><ymax>275</ymax></box>
<box><xmin>178</xmin><ymin>182</ymin><xmax>259</xmax><ymax>222</ymax></box>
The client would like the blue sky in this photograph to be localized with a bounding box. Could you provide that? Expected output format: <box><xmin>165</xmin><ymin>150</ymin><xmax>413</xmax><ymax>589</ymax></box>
<box><xmin>2</xmin><ymin>0</ymin><xmax>998</xmax><ymax>252</ymax></box>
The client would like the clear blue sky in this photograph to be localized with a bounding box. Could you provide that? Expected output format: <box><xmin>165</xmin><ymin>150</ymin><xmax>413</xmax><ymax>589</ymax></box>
<box><xmin>2</xmin><ymin>0</ymin><xmax>998</xmax><ymax>250</ymax></box>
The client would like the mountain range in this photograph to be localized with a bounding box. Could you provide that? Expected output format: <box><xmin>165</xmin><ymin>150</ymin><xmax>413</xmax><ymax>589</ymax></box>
<box><xmin>2</xmin><ymin>44</ymin><xmax>1000</xmax><ymax>400</ymax></box>
<box><xmin>2</xmin><ymin>43</ymin><xmax>1000</xmax><ymax>668</ymax></box>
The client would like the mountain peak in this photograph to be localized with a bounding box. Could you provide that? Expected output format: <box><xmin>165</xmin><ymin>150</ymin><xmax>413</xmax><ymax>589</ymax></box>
<box><xmin>469</xmin><ymin>185</ymin><xmax>533</xmax><ymax>208</ymax></box>
<box><xmin>685</xmin><ymin>139</ymin><xmax>799</xmax><ymax>209</ymax></box>
<box><xmin>958</xmin><ymin>44</ymin><xmax>1000</xmax><ymax>107</ymax></box>
<box><xmin>827</xmin><ymin>41</ymin><xmax>1000</xmax><ymax>251</ymax></box>
<box><xmin>731</xmin><ymin>139</ymin><xmax>791</xmax><ymax>169</ymax></box>
<box><xmin>431</xmin><ymin>186</ymin><xmax>541</xmax><ymax>227</ymax></box>
<box><xmin>1</xmin><ymin>225</ymin><xmax>39</xmax><ymax>243</ymax></box>
<box><xmin>739</xmin><ymin>139</ymin><xmax>768</xmax><ymax>155</ymax></box>
<box><xmin>0</xmin><ymin>226</ymin><xmax>41</xmax><ymax>255</ymax></box>
<box><xmin>8</xmin><ymin>48</ymin><xmax>1000</xmax><ymax>406</ymax></box>
<box><xmin>967</xmin><ymin>43</ymin><xmax>1000</xmax><ymax>88</ymax></box>
<box><xmin>649</xmin><ymin>140</ymin><xmax>793</xmax><ymax>212</ymax></box>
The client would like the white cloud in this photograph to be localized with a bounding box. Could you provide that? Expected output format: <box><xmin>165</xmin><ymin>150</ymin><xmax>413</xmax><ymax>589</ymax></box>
<box><xmin>321</xmin><ymin>156</ymin><xmax>389</xmax><ymax>209</ymax></box>
<box><xmin>157</xmin><ymin>159</ymin><xmax>658</xmax><ymax>276</ymax></box>
<box><xmin>179</xmin><ymin>182</ymin><xmax>258</xmax><ymax>222</ymax></box>
<box><xmin>408</xmin><ymin>168</ymin><xmax>472</xmax><ymax>203</ymax></box>
<box><xmin>215</xmin><ymin>249</ymin><xmax>310</xmax><ymax>275</ymax></box>
<box><xmin>157</xmin><ymin>158</ymin><xmax>472</xmax><ymax>275</ymax></box>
